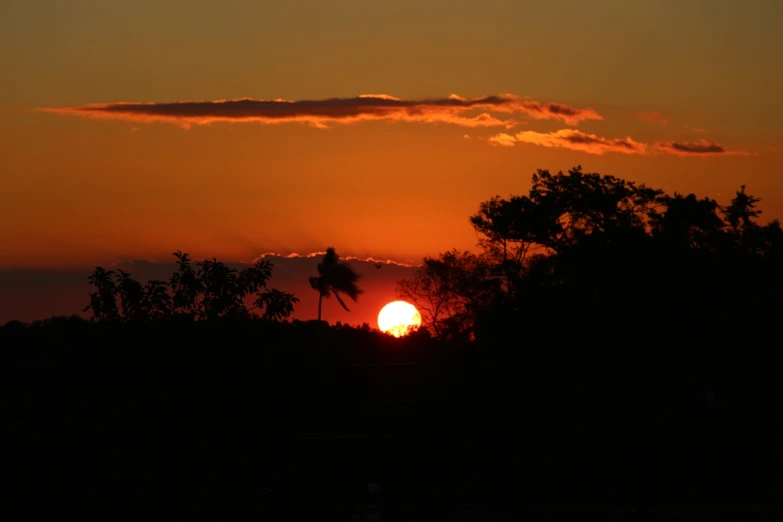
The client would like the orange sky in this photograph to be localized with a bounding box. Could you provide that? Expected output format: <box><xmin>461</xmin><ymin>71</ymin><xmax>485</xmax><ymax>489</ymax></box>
<box><xmin>2</xmin><ymin>0</ymin><xmax>782</xmax><ymax>273</ymax></box>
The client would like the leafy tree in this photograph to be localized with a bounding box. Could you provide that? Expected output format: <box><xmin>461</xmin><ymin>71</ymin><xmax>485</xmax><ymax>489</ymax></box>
<box><xmin>522</xmin><ymin>166</ymin><xmax>663</xmax><ymax>252</ymax></box>
<box><xmin>469</xmin><ymin>195</ymin><xmax>539</xmax><ymax>297</ymax></box>
<box><xmin>83</xmin><ymin>267</ymin><xmax>118</xmax><ymax>322</ymax></box>
<box><xmin>308</xmin><ymin>248</ymin><xmax>362</xmax><ymax>321</ymax></box>
<box><xmin>254</xmin><ymin>288</ymin><xmax>300</xmax><ymax>322</ymax></box>
<box><xmin>170</xmin><ymin>251</ymin><xmax>202</xmax><ymax>318</ymax></box>
<box><xmin>197</xmin><ymin>259</ymin><xmax>273</xmax><ymax>320</ymax></box>
<box><xmin>469</xmin><ymin>166</ymin><xmax>664</xmax><ymax>299</ymax></box>
<box><xmin>197</xmin><ymin>258</ymin><xmax>240</xmax><ymax>319</ymax></box>
<box><xmin>144</xmin><ymin>280</ymin><xmax>172</xmax><ymax>321</ymax></box>
<box><xmin>652</xmin><ymin>193</ymin><xmax>725</xmax><ymax>251</ymax></box>
<box><xmin>114</xmin><ymin>270</ymin><xmax>173</xmax><ymax>322</ymax></box>
<box><xmin>397</xmin><ymin>249</ymin><xmax>498</xmax><ymax>340</ymax></box>
<box><xmin>115</xmin><ymin>269</ymin><xmax>146</xmax><ymax>321</ymax></box>
<box><xmin>83</xmin><ymin>251</ymin><xmax>296</xmax><ymax>323</ymax></box>
<box><xmin>724</xmin><ymin>185</ymin><xmax>761</xmax><ymax>235</ymax></box>
<box><xmin>406</xmin><ymin>167</ymin><xmax>783</xmax><ymax>343</ymax></box>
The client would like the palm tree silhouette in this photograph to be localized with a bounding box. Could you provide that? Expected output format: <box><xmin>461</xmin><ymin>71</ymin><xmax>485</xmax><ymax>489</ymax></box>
<box><xmin>309</xmin><ymin>247</ymin><xmax>363</xmax><ymax>321</ymax></box>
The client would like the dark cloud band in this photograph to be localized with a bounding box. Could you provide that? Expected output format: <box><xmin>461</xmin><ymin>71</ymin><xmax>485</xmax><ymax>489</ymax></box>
<box><xmin>39</xmin><ymin>93</ymin><xmax>603</xmax><ymax>128</ymax></box>
<box><xmin>655</xmin><ymin>140</ymin><xmax>753</xmax><ymax>156</ymax></box>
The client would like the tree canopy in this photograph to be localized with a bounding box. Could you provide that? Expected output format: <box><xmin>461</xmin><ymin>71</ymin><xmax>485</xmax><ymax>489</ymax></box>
<box><xmin>399</xmin><ymin>166</ymin><xmax>783</xmax><ymax>342</ymax></box>
<box><xmin>83</xmin><ymin>252</ymin><xmax>299</xmax><ymax>323</ymax></box>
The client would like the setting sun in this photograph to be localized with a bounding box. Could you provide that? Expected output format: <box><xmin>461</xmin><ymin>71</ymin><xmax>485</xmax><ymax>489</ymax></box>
<box><xmin>377</xmin><ymin>301</ymin><xmax>422</xmax><ymax>337</ymax></box>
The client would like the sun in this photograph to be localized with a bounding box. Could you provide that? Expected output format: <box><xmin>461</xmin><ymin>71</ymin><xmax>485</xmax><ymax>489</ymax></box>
<box><xmin>377</xmin><ymin>301</ymin><xmax>422</xmax><ymax>338</ymax></box>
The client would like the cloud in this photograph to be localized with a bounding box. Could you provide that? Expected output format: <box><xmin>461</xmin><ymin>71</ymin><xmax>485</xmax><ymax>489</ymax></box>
<box><xmin>38</xmin><ymin>93</ymin><xmax>603</xmax><ymax>129</ymax></box>
<box><xmin>252</xmin><ymin>251</ymin><xmax>421</xmax><ymax>268</ymax></box>
<box><xmin>489</xmin><ymin>129</ymin><xmax>647</xmax><ymax>155</ymax></box>
<box><xmin>634</xmin><ymin>111</ymin><xmax>669</xmax><ymax>125</ymax></box>
<box><xmin>488</xmin><ymin>133</ymin><xmax>518</xmax><ymax>147</ymax></box>
<box><xmin>655</xmin><ymin>139</ymin><xmax>754</xmax><ymax>157</ymax></box>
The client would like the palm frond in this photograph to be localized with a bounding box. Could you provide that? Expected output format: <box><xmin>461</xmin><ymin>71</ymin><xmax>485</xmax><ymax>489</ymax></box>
<box><xmin>332</xmin><ymin>289</ymin><xmax>350</xmax><ymax>311</ymax></box>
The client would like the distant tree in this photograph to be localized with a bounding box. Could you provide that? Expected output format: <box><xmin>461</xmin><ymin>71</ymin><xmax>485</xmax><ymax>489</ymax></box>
<box><xmin>719</xmin><ymin>185</ymin><xmax>782</xmax><ymax>258</ymax></box>
<box><xmin>113</xmin><ymin>270</ymin><xmax>173</xmax><ymax>322</ymax></box>
<box><xmin>308</xmin><ymin>248</ymin><xmax>363</xmax><ymax>321</ymax></box>
<box><xmin>397</xmin><ymin>249</ymin><xmax>498</xmax><ymax>341</ymax></box>
<box><xmin>115</xmin><ymin>270</ymin><xmax>146</xmax><ymax>321</ymax></box>
<box><xmin>723</xmin><ymin>185</ymin><xmax>761</xmax><ymax>236</ymax></box>
<box><xmin>196</xmin><ymin>258</ymin><xmax>238</xmax><ymax>320</ymax></box>
<box><xmin>254</xmin><ymin>288</ymin><xmax>300</xmax><ymax>321</ymax></box>
<box><xmin>169</xmin><ymin>251</ymin><xmax>202</xmax><ymax>318</ymax></box>
<box><xmin>197</xmin><ymin>258</ymin><xmax>273</xmax><ymax>320</ymax></box>
<box><xmin>144</xmin><ymin>280</ymin><xmax>172</xmax><ymax>321</ymax></box>
<box><xmin>83</xmin><ymin>267</ymin><xmax>118</xmax><ymax>322</ymax></box>
<box><xmin>82</xmin><ymin>251</ymin><xmax>296</xmax><ymax>323</ymax></box>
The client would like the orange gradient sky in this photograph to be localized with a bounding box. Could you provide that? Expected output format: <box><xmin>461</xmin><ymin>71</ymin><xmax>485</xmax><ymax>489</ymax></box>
<box><xmin>2</xmin><ymin>0</ymin><xmax>783</xmax><ymax>271</ymax></box>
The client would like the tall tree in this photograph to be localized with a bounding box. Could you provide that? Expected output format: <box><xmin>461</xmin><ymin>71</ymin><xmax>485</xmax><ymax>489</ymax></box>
<box><xmin>723</xmin><ymin>185</ymin><xmax>761</xmax><ymax>235</ymax></box>
<box><xmin>308</xmin><ymin>248</ymin><xmax>362</xmax><ymax>321</ymax></box>
<box><xmin>470</xmin><ymin>195</ymin><xmax>540</xmax><ymax>297</ymax></box>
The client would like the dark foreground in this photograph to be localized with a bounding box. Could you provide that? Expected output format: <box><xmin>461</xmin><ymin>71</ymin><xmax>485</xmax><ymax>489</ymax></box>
<box><xmin>3</xmin><ymin>318</ymin><xmax>782</xmax><ymax>521</ymax></box>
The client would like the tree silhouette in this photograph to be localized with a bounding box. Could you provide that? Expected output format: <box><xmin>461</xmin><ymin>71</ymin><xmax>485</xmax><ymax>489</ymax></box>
<box><xmin>144</xmin><ymin>279</ymin><xmax>172</xmax><ymax>321</ymax></box>
<box><xmin>115</xmin><ymin>269</ymin><xmax>146</xmax><ymax>321</ymax></box>
<box><xmin>169</xmin><ymin>251</ymin><xmax>202</xmax><ymax>318</ymax></box>
<box><xmin>470</xmin><ymin>195</ymin><xmax>539</xmax><ymax>298</ymax></box>
<box><xmin>308</xmin><ymin>248</ymin><xmax>363</xmax><ymax>321</ymax></box>
<box><xmin>197</xmin><ymin>258</ymin><xmax>273</xmax><ymax>320</ymax></box>
<box><xmin>82</xmin><ymin>251</ymin><xmax>297</xmax><ymax>323</ymax></box>
<box><xmin>398</xmin><ymin>249</ymin><xmax>497</xmax><ymax>340</ymax></box>
<box><xmin>724</xmin><ymin>185</ymin><xmax>761</xmax><ymax>235</ymax></box>
<box><xmin>83</xmin><ymin>267</ymin><xmax>118</xmax><ymax>322</ymax></box>
<box><xmin>253</xmin><ymin>288</ymin><xmax>300</xmax><ymax>321</ymax></box>
<box><xmin>401</xmin><ymin>166</ymin><xmax>783</xmax><ymax>343</ymax></box>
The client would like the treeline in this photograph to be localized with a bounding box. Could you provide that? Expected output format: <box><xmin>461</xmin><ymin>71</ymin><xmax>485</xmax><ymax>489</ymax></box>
<box><xmin>398</xmin><ymin>166</ymin><xmax>783</xmax><ymax>347</ymax></box>
<box><xmin>78</xmin><ymin>251</ymin><xmax>300</xmax><ymax>323</ymax></box>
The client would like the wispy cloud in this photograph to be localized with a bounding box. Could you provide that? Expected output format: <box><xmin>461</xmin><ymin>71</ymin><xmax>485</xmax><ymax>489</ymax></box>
<box><xmin>634</xmin><ymin>111</ymin><xmax>669</xmax><ymax>125</ymax></box>
<box><xmin>655</xmin><ymin>139</ymin><xmax>754</xmax><ymax>157</ymax></box>
<box><xmin>252</xmin><ymin>251</ymin><xmax>421</xmax><ymax>268</ymax></box>
<box><xmin>489</xmin><ymin>129</ymin><xmax>647</xmax><ymax>155</ymax></box>
<box><xmin>488</xmin><ymin>133</ymin><xmax>518</xmax><ymax>147</ymax></box>
<box><xmin>38</xmin><ymin>94</ymin><xmax>603</xmax><ymax>129</ymax></box>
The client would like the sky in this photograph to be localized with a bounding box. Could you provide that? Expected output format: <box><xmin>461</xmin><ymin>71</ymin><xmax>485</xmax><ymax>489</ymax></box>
<box><xmin>1</xmin><ymin>0</ymin><xmax>782</xmax><ymax>323</ymax></box>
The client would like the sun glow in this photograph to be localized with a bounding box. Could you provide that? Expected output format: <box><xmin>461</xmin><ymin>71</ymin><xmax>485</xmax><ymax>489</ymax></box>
<box><xmin>377</xmin><ymin>301</ymin><xmax>422</xmax><ymax>338</ymax></box>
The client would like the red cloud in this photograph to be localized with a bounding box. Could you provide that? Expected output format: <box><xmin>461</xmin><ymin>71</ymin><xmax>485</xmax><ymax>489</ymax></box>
<box><xmin>489</xmin><ymin>129</ymin><xmax>647</xmax><ymax>155</ymax></box>
<box><xmin>38</xmin><ymin>94</ymin><xmax>603</xmax><ymax>129</ymax></box>
<box><xmin>655</xmin><ymin>139</ymin><xmax>754</xmax><ymax>157</ymax></box>
<box><xmin>634</xmin><ymin>111</ymin><xmax>669</xmax><ymax>125</ymax></box>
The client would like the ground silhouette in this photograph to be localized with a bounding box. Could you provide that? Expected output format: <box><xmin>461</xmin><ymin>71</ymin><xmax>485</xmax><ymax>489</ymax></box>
<box><xmin>3</xmin><ymin>166</ymin><xmax>782</xmax><ymax>521</ymax></box>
